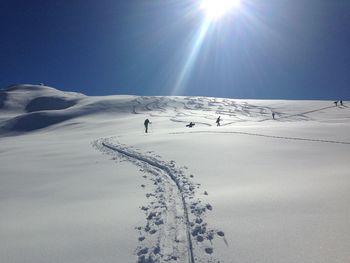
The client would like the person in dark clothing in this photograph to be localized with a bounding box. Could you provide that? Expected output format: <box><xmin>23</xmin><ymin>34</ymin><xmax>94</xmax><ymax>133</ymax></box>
<box><xmin>216</xmin><ymin>116</ymin><xmax>221</xmax><ymax>126</ymax></box>
<box><xmin>340</xmin><ymin>100</ymin><xmax>343</xmax><ymax>106</ymax></box>
<box><xmin>334</xmin><ymin>101</ymin><xmax>338</xmax><ymax>107</ymax></box>
<box><xmin>144</xmin><ymin>119</ymin><xmax>151</xmax><ymax>133</ymax></box>
<box><xmin>186</xmin><ymin>122</ymin><xmax>195</xmax><ymax>128</ymax></box>
<box><xmin>272</xmin><ymin>112</ymin><xmax>275</xmax><ymax>120</ymax></box>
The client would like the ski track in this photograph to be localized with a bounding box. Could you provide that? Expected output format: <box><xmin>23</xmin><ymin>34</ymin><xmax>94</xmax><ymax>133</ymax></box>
<box><xmin>169</xmin><ymin>130</ymin><xmax>350</xmax><ymax>145</ymax></box>
<box><xmin>101</xmin><ymin>141</ymin><xmax>195</xmax><ymax>263</ymax></box>
<box><xmin>258</xmin><ymin>105</ymin><xmax>336</xmax><ymax>122</ymax></box>
<box><xmin>131</xmin><ymin>97</ymin><xmax>276</xmax><ymax>125</ymax></box>
<box><xmin>129</xmin><ymin>96</ymin><xmax>342</xmax><ymax>127</ymax></box>
<box><xmin>93</xmin><ymin>138</ymin><xmax>225</xmax><ymax>263</ymax></box>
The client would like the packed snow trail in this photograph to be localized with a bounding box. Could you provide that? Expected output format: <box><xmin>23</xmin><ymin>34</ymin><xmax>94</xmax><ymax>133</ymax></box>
<box><xmin>101</xmin><ymin>142</ymin><xmax>195</xmax><ymax>263</ymax></box>
<box><xmin>94</xmin><ymin>138</ymin><xmax>224</xmax><ymax>263</ymax></box>
<box><xmin>169</xmin><ymin>130</ymin><xmax>350</xmax><ymax>145</ymax></box>
<box><xmin>258</xmin><ymin>105</ymin><xmax>340</xmax><ymax>122</ymax></box>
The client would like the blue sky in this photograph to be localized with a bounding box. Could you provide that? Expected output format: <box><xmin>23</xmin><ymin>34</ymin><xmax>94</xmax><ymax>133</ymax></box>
<box><xmin>1</xmin><ymin>0</ymin><xmax>349</xmax><ymax>99</ymax></box>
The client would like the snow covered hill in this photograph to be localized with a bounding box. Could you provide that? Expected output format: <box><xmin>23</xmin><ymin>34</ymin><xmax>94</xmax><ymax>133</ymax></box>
<box><xmin>0</xmin><ymin>85</ymin><xmax>349</xmax><ymax>263</ymax></box>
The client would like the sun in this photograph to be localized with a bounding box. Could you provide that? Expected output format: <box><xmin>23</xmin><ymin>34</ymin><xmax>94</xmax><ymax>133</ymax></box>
<box><xmin>200</xmin><ymin>0</ymin><xmax>241</xmax><ymax>20</ymax></box>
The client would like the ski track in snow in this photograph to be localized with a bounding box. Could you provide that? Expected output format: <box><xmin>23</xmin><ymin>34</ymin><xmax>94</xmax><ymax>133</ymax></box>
<box><xmin>3</xmin><ymin>87</ymin><xmax>347</xmax><ymax>135</ymax></box>
<box><xmin>169</xmin><ymin>131</ymin><xmax>350</xmax><ymax>145</ymax></box>
<box><xmin>93</xmin><ymin>138</ymin><xmax>225</xmax><ymax>263</ymax></box>
<box><xmin>130</xmin><ymin>96</ymin><xmax>345</xmax><ymax>126</ymax></box>
<box><xmin>131</xmin><ymin>97</ymin><xmax>276</xmax><ymax>125</ymax></box>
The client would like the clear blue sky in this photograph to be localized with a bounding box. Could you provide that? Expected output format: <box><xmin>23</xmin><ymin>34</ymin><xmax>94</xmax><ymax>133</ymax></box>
<box><xmin>1</xmin><ymin>0</ymin><xmax>349</xmax><ymax>99</ymax></box>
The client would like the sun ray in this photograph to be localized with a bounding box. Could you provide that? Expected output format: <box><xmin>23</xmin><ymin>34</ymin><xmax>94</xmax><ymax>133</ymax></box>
<box><xmin>171</xmin><ymin>0</ymin><xmax>242</xmax><ymax>95</ymax></box>
<box><xmin>171</xmin><ymin>18</ymin><xmax>211</xmax><ymax>95</ymax></box>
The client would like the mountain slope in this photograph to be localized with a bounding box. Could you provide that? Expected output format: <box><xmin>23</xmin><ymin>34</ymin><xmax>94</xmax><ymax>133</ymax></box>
<box><xmin>0</xmin><ymin>85</ymin><xmax>349</xmax><ymax>263</ymax></box>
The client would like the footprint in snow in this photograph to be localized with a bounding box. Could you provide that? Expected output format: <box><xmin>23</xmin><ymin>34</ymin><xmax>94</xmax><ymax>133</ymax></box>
<box><xmin>217</xmin><ymin>231</ymin><xmax>225</xmax><ymax>237</ymax></box>
<box><xmin>206</xmin><ymin>204</ymin><xmax>213</xmax><ymax>211</ymax></box>
<box><xmin>141</xmin><ymin>206</ymin><xmax>148</xmax><ymax>211</ymax></box>
<box><xmin>153</xmin><ymin>246</ymin><xmax>160</xmax><ymax>254</ymax></box>
<box><xmin>154</xmin><ymin>219</ymin><xmax>164</xmax><ymax>225</ymax></box>
<box><xmin>147</xmin><ymin>212</ymin><xmax>157</xmax><ymax>220</ymax></box>
<box><xmin>195</xmin><ymin>218</ymin><xmax>203</xmax><ymax>224</ymax></box>
<box><xmin>137</xmin><ymin>247</ymin><xmax>148</xmax><ymax>256</ymax></box>
<box><xmin>207</xmin><ymin>231</ymin><xmax>214</xmax><ymax>241</ymax></box>
<box><xmin>205</xmin><ymin>247</ymin><xmax>213</xmax><ymax>254</ymax></box>
<box><xmin>197</xmin><ymin>235</ymin><xmax>204</xmax><ymax>242</ymax></box>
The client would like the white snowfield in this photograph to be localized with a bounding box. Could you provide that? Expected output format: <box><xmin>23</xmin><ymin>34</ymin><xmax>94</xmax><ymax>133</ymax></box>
<box><xmin>0</xmin><ymin>84</ymin><xmax>349</xmax><ymax>263</ymax></box>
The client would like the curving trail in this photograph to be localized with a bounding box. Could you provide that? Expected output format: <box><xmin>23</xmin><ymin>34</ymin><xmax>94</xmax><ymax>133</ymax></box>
<box><xmin>101</xmin><ymin>142</ymin><xmax>195</xmax><ymax>263</ymax></box>
<box><xmin>93</xmin><ymin>138</ymin><xmax>224</xmax><ymax>263</ymax></box>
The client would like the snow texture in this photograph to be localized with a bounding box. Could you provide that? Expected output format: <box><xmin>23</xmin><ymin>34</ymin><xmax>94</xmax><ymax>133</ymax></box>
<box><xmin>1</xmin><ymin>85</ymin><xmax>350</xmax><ymax>263</ymax></box>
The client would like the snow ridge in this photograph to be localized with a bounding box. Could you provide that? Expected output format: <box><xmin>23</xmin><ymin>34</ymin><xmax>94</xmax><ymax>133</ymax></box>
<box><xmin>94</xmin><ymin>138</ymin><xmax>226</xmax><ymax>263</ymax></box>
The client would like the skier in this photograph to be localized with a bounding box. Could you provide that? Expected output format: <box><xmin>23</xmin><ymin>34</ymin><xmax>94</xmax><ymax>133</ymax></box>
<box><xmin>186</xmin><ymin>122</ymin><xmax>195</xmax><ymax>128</ymax></box>
<box><xmin>272</xmin><ymin>112</ymin><xmax>275</xmax><ymax>120</ymax></box>
<box><xmin>334</xmin><ymin>101</ymin><xmax>338</xmax><ymax>107</ymax></box>
<box><xmin>216</xmin><ymin>116</ymin><xmax>221</xmax><ymax>126</ymax></box>
<box><xmin>340</xmin><ymin>100</ymin><xmax>343</xmax><ymax>106</ymax></box>
<box><xmin>144</xmin><ymin>119</ymin><xmax>151</xmax><ymax>133</ymax></box>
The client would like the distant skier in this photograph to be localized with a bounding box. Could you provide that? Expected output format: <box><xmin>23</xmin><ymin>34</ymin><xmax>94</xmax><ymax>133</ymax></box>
<box><xmin>216</xmin><ymin>116</ymin><xmax>221</xmax><ymax>126</ymax></box>
<box><xmin>340</xmin><ymin>100</ymin><xmax>343</xmax><ymax>106</ymax></box>
<box><xmin>334</xmin><ymin>101</ymin><xmax>338</xmax><ymax>107</ymax></box>
<box><xmin>144</xmin><ymin>119</ymin><xmax>151</xmax><ymax>133</ymax></box>
<box><xmin>186</xmin><ymin>122</ymin><xmax>195</xmax><ymax>128</ymax></box>
<box><xmin>272</xmin><ymin>112</ymin><xmax>275</xmax><ymax>120</ymax></box>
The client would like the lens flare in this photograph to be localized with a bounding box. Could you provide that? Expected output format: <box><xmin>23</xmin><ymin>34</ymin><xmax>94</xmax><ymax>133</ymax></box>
<box><xmin>171</xmin><ymin>0</ymin><xmax>242</xmax><ymax>95</ymax></box>
<box><xmin>200</xmin><ymin>0</ymin><xmax>240</xmax><ymax>20</ymax></box>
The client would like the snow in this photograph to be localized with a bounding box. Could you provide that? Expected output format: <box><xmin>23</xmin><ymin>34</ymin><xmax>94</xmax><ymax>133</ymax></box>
<box><xmin>0</xmin><ymin>85</ymin><xmax>349</xmax><ymax>263</ymax></box>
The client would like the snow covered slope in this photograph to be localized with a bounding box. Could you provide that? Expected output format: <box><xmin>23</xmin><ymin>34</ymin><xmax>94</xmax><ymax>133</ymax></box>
<box><xmin>0</xmin><ymin>85</ymin><xmax>349</xmax><ymax>263</ymax></box>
